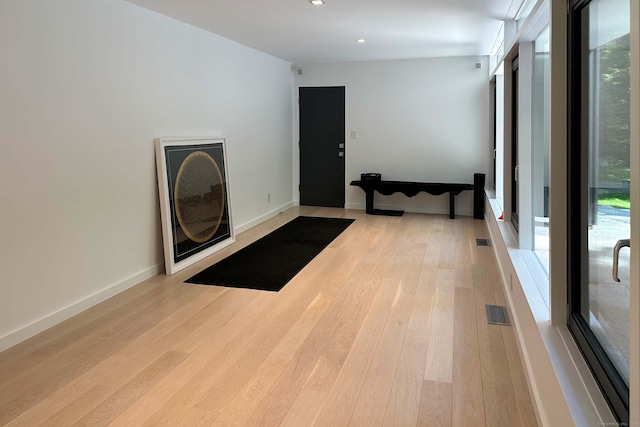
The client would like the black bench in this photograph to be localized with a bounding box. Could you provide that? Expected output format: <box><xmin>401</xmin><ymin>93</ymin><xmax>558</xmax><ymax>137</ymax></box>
<box><xmin>350</xmin><ymin>173</ymin><xmax>485</xmax><ymax>219</ymax></box>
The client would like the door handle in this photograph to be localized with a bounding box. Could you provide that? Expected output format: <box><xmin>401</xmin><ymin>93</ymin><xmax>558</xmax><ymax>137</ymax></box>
<box><xmin>612</xmin><ymin>238</ymin><xmax>630</xmax><ymax>282</ymax></box>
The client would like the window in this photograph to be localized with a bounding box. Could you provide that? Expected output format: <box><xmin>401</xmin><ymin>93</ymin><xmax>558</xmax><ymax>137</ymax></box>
<box><xmin>568</xmin><ymin>0</ymin><xmax>631</xmax><ymax>422</ymax></box>
<box><xmin>516</xmin><ymin>0</ymin><xmax>538</xmax><ymax>31</ymax></box>
<box><xmin>491</xmin><ymin>76</ymin><xmax>497</xmax><ymax>190</ymax></box>
<box><xmin>532</xmin><ymin>26</ymin><xmax>550</xmax><ymax>274</ymax></box>
<box><xmin>511</xmin><ymin>56</ymin><xmax>520</xmax><ymax>231</ymax></box>
<box><xmin>492</xmin><ymin>68</ymin><xmax>505</xmax><ymax>208</ymax></box>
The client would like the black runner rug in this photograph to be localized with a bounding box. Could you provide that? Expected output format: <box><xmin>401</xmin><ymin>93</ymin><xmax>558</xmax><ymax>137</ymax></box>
<box><xmin>186</xmin><ymin>216</ymin><xmax>355</xmax><ymax>292</ymax></box>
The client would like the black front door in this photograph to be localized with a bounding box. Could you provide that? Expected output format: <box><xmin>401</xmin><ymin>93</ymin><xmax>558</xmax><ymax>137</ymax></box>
<box><xmin>299</xmin><ymin>86</ymin><xmax>345</xmax><ymax>208</ymax></box>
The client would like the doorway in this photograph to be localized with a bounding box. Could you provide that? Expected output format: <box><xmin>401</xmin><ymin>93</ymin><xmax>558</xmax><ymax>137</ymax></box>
<box><xmin>299</xmin><ymin>86</ymin><xmax>346</xmax><ymax>208</ymax></box>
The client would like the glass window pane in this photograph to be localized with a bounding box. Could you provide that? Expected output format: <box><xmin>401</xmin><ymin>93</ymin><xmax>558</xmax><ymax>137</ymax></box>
<box><xmin>532</xmin><ymin>27</ymin><xmax>550</xmax><ymax>275</ymax></box>
<box><xmin>516</xmin><ymin>0</ymin><xmax>538</xmax><ymax>31</ymax></box>
<box><xmin>587</xmin><ymin>0</ymin><xmax>631</xmax><ymax>385</ymax></box>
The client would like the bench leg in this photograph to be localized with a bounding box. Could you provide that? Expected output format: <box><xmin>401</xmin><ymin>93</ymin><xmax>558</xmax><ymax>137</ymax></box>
<box><xmin>365</xmin><ymin>189</ymin><xmax>374</xmax><ymax>214</ymax></box>
<box><xmin>473</xmin><ymin>173</ymin><xmax>485</xmax><ymax>219</ymax></box>
<box><xmin>449</xmin><ymin>192</ymin><xmax>455</xmax><ymax>219</ymax></box>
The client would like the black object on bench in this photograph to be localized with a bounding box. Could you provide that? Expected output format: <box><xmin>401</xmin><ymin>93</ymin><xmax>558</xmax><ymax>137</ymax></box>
<box><xmin>350</xmin><ymin>173</ymin><xmax>485</xmax><ymax>219</ymax></box>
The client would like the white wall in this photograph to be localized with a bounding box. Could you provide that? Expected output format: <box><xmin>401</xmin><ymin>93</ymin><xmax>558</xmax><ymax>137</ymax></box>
<box><xmin>0</xmin><ymin>0</ymin><xmax>293</xmax><ymax>350</ymax></box>
<box><xmin>293</xmin><ymin>57</ymin><xmax>490</xmax><ymax>215</ymax></box>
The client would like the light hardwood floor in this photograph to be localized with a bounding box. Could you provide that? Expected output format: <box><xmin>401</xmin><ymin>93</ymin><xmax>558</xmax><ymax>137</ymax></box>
<box><xmin>0</xmin><ymin>207</ymin><xmax>538</xmax><ymax>426</ymax></box>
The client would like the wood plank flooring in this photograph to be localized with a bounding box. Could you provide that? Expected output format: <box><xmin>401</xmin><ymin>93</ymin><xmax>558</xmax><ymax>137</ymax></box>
<box><xmin>0</xmin><ymin>207</ymin><xmax>538</xmax><ymax>426</ymax></box>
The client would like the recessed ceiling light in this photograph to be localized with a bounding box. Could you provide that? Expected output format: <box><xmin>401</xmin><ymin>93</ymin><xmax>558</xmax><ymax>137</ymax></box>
<box><xmin>356</xmin><ymin>39</ymin><xmax>366</xmax><ymax>43</ymax></box>
<box><xmin>309</xmin><ymin>0</ymin><xmax>325</xmax><ymax>5</ymax></box>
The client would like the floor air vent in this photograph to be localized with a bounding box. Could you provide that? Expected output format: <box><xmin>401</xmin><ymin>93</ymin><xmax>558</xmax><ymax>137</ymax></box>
<box><xmin>476</xmin><ymin>238</ymin><xmax>491</xmax><ymax>247</ymax></box>
<box><xmin>485</xmin><ymin>305</ymin><xmax>510</xmax><ymax>326</ymax></box>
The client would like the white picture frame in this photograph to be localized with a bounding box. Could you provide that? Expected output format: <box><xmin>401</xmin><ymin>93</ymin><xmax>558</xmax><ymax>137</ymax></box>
<box><xmin>155</xmin><ymin>136</ymin><xmax>234</xmax><ymax>275</ymax></box>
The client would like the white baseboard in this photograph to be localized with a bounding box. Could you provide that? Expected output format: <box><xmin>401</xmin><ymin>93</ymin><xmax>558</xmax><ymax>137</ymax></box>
<box><xmin>0</xmin><ymin>202</ymin><xmax>299</xmax><ymax>353</ymax></box>
<box><xmin>345</xmin><ymin>202</ymin><xmax>473</xmax><ymax>217</ymax></box>
<box><xmin>0</xmin><ymin>263</ymin><xmax>164</xmax><ymax>353</ymax></box>
<box><xmin>234</xmin><ymin>201</ymin><xmax>295</xmax><ymax>234</ymax></box>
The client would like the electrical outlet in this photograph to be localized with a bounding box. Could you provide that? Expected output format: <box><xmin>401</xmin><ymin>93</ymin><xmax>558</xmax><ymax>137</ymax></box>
<box><xmin>267</xmin><ymin>193</ymin><xmax>271</xmax><ymax>203</ymax></box>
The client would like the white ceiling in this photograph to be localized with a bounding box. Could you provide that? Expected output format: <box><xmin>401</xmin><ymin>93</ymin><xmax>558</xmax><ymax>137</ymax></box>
<box><xmin>125</xmin><ymin>0</ymin><xmax>519</xmax><ymax>63</ymax></box>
